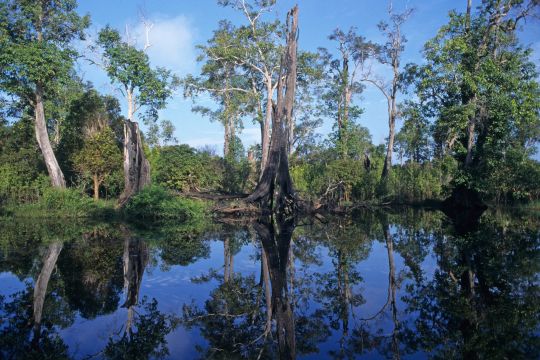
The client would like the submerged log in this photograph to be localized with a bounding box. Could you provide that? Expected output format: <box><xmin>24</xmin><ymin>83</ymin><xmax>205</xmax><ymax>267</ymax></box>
<box><xmin>118</xmin><ymin>120</ymin><xmax>150</xmax><ymax>207</ymax></box>
<box><xmin>247</xmin><ymin>6</ymin><xmax>299</xmax><ymax>215</ymax></box>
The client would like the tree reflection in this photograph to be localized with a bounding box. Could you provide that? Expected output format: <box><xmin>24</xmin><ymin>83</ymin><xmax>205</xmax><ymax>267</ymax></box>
<box><xmin>184</xmin><ymin>217</ymin><xmax>316</xmax><ymax>359</ymax></box>
<box><xmin>401</xmin><ymin>212</ymin><xmax>540</xmax><ymax>359</ymax></box>
<box><xmin>0</xmin><ymin>241</ymin><xmax>72</xmax><ymax>359</ymax></box>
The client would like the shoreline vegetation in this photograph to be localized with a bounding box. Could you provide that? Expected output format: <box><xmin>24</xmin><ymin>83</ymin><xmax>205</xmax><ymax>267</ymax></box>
<box><xmin>1</xmin><ymin>0</ymin><xmax>539</xmax><ymax>222</ymax></box>
<box><xmin>1</xmin><ymin>184</ymin><xmax>538</xmax><ymax>225</ymax></box>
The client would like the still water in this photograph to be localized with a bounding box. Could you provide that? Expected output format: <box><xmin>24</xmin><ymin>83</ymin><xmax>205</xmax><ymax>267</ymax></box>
<box><xmin>0</xmin><ymin>209</ymin><xmax>538</xmax><ymax>359</ymax></box>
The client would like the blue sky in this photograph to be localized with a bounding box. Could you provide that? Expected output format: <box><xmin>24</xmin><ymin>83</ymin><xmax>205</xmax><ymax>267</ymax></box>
<box><xmin>75</xmin><ymin>0</ymin><xmax>540</xmax><ymax>154</ymax></box>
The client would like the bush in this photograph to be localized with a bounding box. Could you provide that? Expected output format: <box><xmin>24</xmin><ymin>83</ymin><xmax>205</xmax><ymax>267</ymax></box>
<box><xmin>153</xmin><ymin>145</ymin><xmax>222</xmax><ymax>193</ymax></box>
<box><xmin>0</xmin><ymin>163</ymin><xmax>49</xmax><ymax>204</ymax></box>
<box><xmin>5</xmin><ymin>187</ymin><xmax>115</xmax><ymax>218</ymax></box>
<box><xmin>123</xmin><ymin>185</ymin><xmax>208</xmax><ymax>222</ymax></box>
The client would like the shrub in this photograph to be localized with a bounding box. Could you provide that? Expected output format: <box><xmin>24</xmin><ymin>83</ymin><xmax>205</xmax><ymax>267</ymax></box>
<box><xmin>123</xmin><ymin>185</ymin><xmax>208</xmax><ymax>222</ymax></box>
<box><xmin>5</xmin><ymin>187</ymin><xmax>115</xmax><ymax>218</ymax></box>
<box><xmin>153</xmin><ymin>145</ymin><xmax>222</xmax><ymax>193</ymax></box>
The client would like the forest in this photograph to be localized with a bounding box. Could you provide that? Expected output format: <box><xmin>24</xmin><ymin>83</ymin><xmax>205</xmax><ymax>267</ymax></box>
<box><xmin>0</xmin><ymin>0</ymin><xmax>539</xmax><ymax>221</ymax></box>
<box><xmin>1</xmin><ymin>1</ymin><xmax>539</xmax><ymax>359</ymax></box>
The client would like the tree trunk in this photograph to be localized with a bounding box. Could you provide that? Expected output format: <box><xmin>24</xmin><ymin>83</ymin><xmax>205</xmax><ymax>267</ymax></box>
<box><xmin>247</xmin><ymin>6</ymin><xmax>299</xmax><ymax>214</ymax></box>
<box><xmin>93</xmin><ymin>174</ymin><xmax>100</xmax><ymax>201</ymax></box>
<box><xmin>382</xmin><ymin>109</ymin><xmax>396</xmax><ymax>178</ymax></box>
<box><xmin>34</xmin><ymin>84</ymin><xmax>66</xmax><ymax>188</ymax></box>
<box><xmin>382</xmin><ymin>72</ymin><xmax>398</xmax><ymax>179</ymax></box>
<box><xmin>261</xmin><ymin>84</ymin><xmax>272</xmax><ymax>173</ymax></box>
<box><xmin>224</xmin><ymin>121</ymin><xmax>230</xmax><ymax>158</ymax></box>
<box><xmin>118</xmin><ymin>120</ymin><xmax>151</xmax><ymax>207</ymax></box>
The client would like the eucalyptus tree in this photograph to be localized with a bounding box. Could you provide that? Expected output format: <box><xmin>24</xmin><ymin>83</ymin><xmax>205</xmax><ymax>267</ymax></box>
<box><xmin>95</xmin><ymin>26</ymin><xmax>179</xmax><ymax>205</ymax></box>
<box><xmin>318</xmin><ymin>29</ymin><xmax>370</xmax><ymax>159</ymax></box>
<box><xmin>354</xmin><ymin>5</ymin><xmax>413</xmax><ymax>180</ymax></box>
<box><xmin>184</xmin><ymin>21</ymin><xmax>255</xmax><ymax>159</ymax></box>
<box><xmin>213</xmin><ymin>0</ymin><xmax>285</xmax><ymax>172</ymax></box>
<box><xmin>0</xmin><ymin>0</ymin><xmax>90</xmax><ymax>188</ymax></box>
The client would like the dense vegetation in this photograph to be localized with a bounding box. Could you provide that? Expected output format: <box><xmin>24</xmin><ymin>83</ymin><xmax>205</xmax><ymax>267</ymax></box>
<box><xmin>0</xmin><ymin>0</ymin><xmax>538</xmax><ymax>217</ymax></box>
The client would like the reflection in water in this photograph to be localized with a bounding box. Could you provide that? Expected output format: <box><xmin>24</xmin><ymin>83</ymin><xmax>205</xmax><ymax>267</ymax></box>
<box><xmin>32</xmin><ymin>242</ymin><xmax>63</xmax><ymax>349</ymax></box>
<box><xmin>121</xmin><ymin>226</ymin><xmax>149</xmax><ymax>334</ymax></box>
<box><xmin>256</xmin><ymin>217</ymin><xmax>296</xmax><ymax>359</ymax></box>
<box><xmin>0</xmin><ymin>209</ymin><xmax>538</xmax><ymax>359</ymax></box>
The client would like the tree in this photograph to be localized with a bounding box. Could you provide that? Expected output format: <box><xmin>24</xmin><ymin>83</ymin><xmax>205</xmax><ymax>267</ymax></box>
<box><xmin>394</xmin><ymin>101</ymin><xmax>431</xmax><ymax>163</ymax></box>
<box><xmin>247</xmin><ymin>5</ymin><xmax>299</xmax><ymax>213</ymax></box>
<box><xmin>58</xmin><ymin>87</ymin><xmax>124</xmax><ymax>184</ymax></box>
<box><xmin>319</xmin><ymin>28</ymin><xmax>368</xmax><ymax>159</ymax></box>
<box><xmin>408</xmin><ymin>0</ymin><xmax>540</xmax><ymax>201</ymax></box>
<box><xmin>212</xmin><ymin>0</ymin><xmax>284</xmax><ymax>172</ymax></box>
<box><xmin>95</xmin><ymin>25</ymin><xmax>179</xmax><ymax>205</ymax></box>
<box><xmin>185</xmin><ymin>20</ymin><xmax>254</xmax><ymax>159</ymax></box>
<box><xmin>73</xmin><ymin>128</ymin><xmax>122</xmax><ymax>200</ymax></box>
<box><xmin>362</xmin><ymin>4</ymin><xmax>413</xmax><ymax>180</ymax></box>
<box><xmin>0</xmin><ymin>0</ymin><xmax>90</xmax><ymax>188</ymax></box>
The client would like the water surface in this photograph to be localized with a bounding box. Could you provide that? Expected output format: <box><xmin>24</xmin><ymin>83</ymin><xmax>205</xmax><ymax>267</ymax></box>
<box><xmin>1</xmin><ymin>209</ymin><xmax>538</xmax><ymax>359</ymax></box>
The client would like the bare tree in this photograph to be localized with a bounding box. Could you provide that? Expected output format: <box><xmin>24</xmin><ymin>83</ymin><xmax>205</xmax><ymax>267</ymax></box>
<box><xmin>358</xmin><ymin>3</ymin><xmax>413</xmax><ymax>180</ymax></box>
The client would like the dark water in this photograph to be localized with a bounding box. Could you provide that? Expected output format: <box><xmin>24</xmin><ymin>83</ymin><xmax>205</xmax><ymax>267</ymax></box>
<box><xmin>0</xmin><ymin>209</ymin><xmax>538</xmax><ymax>359</ymax></box>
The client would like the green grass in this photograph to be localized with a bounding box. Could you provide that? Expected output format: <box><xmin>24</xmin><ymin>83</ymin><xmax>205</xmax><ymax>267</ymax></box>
<box><xmin>2</xmin><ymin>187</ymin><xmax>116</xmax><ymax>219</ymax></box>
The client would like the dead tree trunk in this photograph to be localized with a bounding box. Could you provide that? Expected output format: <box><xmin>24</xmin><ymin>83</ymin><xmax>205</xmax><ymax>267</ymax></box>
<box><xmin>247</xmin><ymin>6</ymin><xmax>299</xmax><ymax>214</ymax></box>
<box><xmin>34</xmin><ymin>84</ymin><xmax>66</xmax><ymax>188</ymax></box>
<box><xmin>118</xmin><ymin>120</ymin><xmax>151</xmax><ymax>207</ymax></box>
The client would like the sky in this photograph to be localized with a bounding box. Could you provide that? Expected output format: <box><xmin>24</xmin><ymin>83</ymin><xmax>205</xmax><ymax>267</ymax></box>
<box><xmin>75</xmin><ymin>0</ymin><xmax>540</xmax><ymax>154</ymax></box>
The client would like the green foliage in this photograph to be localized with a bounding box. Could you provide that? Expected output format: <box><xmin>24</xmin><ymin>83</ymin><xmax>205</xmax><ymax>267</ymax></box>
<box><xmin>57</xmin><ymin>87</ymin><xmax>125</xmax><ymax>184</ymax></box>
<box><xmin>96</xmin><ymin>26</ymin><xmax>179</xmax><ymax>124</ymax></box>
<box><xmin>0</xmin><ymin>115</ymin><xmax>53</xmax><ymax>204</ymax></box>
<box><xmin>222</xmin><ymin>136</ymin><xmax>250</xmax><ymax>193</ymax></box>
<box><xmin>0</xmin><ymin>0</ymin><xmax>90</xmax><ymax>101</ymax></box>
<box><xmin>73</xmin><ymin>127</ymin><xmax>123</xmax><ymax>199</ymax></box>
<box><xmin>6</xmin><ymin>187</ymin><xmax>115</xmax><ymax>218</ymax></box>
<box><xmin>406</xmin><ymin>1</ymin><xmax>540</xmax><ymax>203</ymax></box>
<box><xmin>123</xmin><ymin>185</ymin><xmax>208</xmax><ymax>222</ymax></box>
<box><xmin>153</xmin><ymin>145</ymin><xmax>222</xmax><ymax>193</ymax></box>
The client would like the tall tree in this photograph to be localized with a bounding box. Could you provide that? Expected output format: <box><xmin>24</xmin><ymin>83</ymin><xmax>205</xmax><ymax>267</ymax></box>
<box><xmin>95</xmin><ymin>26</ymin><xmax>179</xmax><ymax>205</ymax></box>
<box><xmin>358</xmin><ymin>4</ymin><xmax>413</xmax><ymax>179</ymax></box>
<box><xmin>0</xmin><ymin>0</ymin><xmax>90</xmax><ymax>188</ymax></box>
<box><xmin>184</xmin><ymin>20</ymin><xmax>254</xmax><ymax>158</ymax></box>
<box><xmin>73</xmin><ymin>127</ymin><xmax>122</xmax><ymax>200</ymax></box>
<box><xmin>215</xmin><ymin>0</ymin><xmax>284</xmax><ymax>172</ymax></box>
<box><xmin>407</xmin><ymin>0</ymin><xmax>539</xmax><ymax>200</ymax></box>
<box><xmin>319</xmin><ymin>29</ymin><xmax>368</xmax><ymax>159</ymax></box>
<box><xmin>247</xmin><ymin>5</ymin><xmax>299</xmax><ymax>213</ymax></box>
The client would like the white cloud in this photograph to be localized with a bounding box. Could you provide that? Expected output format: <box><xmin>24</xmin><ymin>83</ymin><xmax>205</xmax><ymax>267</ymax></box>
<box><xmin>184</xmin><ymin>136</ymin><xmax>223</xmax><ymax>148</ymax></box>
<box><xmin>133</xmin><ymin>15</ymin><xmax>196</xmax><ymax>75</ymax></box>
